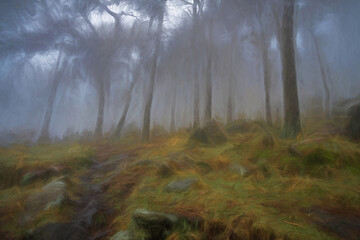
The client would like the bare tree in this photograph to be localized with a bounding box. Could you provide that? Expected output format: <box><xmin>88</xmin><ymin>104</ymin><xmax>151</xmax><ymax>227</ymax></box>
<box><xmin>192</xmin><ymin>0</ymin><xmax>203</xmax><ymax>128</ymax></box>
<box><xmin>254</xmin><ymin>1</ymin><xmax>272</xmax><ymax>125</ymax></box>
<box><xmin>312</xmin><ymin>34</ymin><xmax>331</xmax><ymax>117</ymax></box>
<box><xmin>114</xmin><ymin>67</ymin><xmax>140</xmax><ymax>136</ymax></box>
<box><xmin>142</xmin><ymin>0</ymin><xmax>167</xmax><ymax>141</ymax></box>
<box><xmin>39</xmin><ymin>49</ymin><xmax>66</xmax><ymax>141</ymax></box>
<box><xmin>170</xmin><ymin>89</ymin><xmax>176</xmax><ymax>132</ymax></box>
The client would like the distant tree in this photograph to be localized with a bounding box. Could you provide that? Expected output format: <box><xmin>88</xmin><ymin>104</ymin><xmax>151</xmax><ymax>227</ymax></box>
<box><xmin>192</xmin><ymin>0</ymin><xmax>203</xmax><ymax>128</ymax></box>
<box><xmin>311</xmin><ymin>32</ymin><xmax>331</xmax><ymax>117</ymax></box>
<box><xmin>78</xmin><ymin>0</ymin><xmax>126</xmax><ymax>137</ymax></box>
<box><xmin>204</xmin><ymin>0</ymin><xmax>220</xmax><ymax>123</ymax></box>
<box><xmin>39</xmin><ymin>49</ymin><xmax>66</xmax><ymax>141</ymax></box>
<box><xmin>281</xmin><ymin>0</ymin><xmax>301</xmax><ymax>137</ymax></box>
<box><xmin>114</xmin><ymin>60</ymin><xmax>141</xmax><ymax>136</ymax></box>
<box><xmin>142</xmin><ymin>0</ymin><xmax>167</xmax><ymax>141</ymax></box>
<box><xmin>254</xmin><ymin>1</ymin><xmax>272</xmax><ymax>125</ymax></box>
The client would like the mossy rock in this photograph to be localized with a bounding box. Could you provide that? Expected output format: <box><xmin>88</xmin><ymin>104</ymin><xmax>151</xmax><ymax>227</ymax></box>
<box><xmin>164</xmin><ymin>177</ymin><xmax>197</xmax><ymax>193</ymax></box>
<box><xmin>110</xmin><ymin>231</ymin><xmax>136</xmax><ymax>240</ymax></box>
<box><xmin>189</xmin><ymin>121</ymin><xmax>227</xmax><ymax>146</ymax></box>
<box><xmin>20</xmin><ymin>178</ymin><xmax>68</xmax><ymax>225</ymax></box>
<box><xmin>132</xmin><ymin>209</ymin><xmax>178</xmax><ymax>240</ymax></box>
<box><xmin>20</xmin><ymin>165</ymin><xmax>68</xmax><ymax>186</ymax></box>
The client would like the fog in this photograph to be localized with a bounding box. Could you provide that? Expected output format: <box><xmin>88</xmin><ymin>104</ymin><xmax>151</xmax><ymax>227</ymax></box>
<box><xmin>0</xmin><ymin>0</ymin><xmax>359</xmax><ymax>144</ymax></box>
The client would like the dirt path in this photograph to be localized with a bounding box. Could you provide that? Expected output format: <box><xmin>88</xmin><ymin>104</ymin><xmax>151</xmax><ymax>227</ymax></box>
<box><xmin>30</xmin><ymin>154</ymin><xmax>129</xmax><ymax>240</ymax></box>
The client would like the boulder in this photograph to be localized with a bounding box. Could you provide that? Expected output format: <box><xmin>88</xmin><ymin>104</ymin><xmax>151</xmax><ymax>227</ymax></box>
<box><xmin>132</xmin><ymin>209</ymin><xmax>178</xmax><ymax>240</ymax></box>
<box><xmin>164</xmin><ymin>177</ymin><xmax>196</xmax><ymax>193</ymax></box>
<box><xmin>189</xmin><ymin>121</ymin><xmax>227</xmax><ymax>145</ymax></box>
<box><xmin>346</xmin><ymin>103</ymin><xmax>360</xmax><ymax>140</ymax></box>
<box><xmin>20</xmin><ymin>178</ymin><xmax>68</xmax><ymax>225</ymax></box>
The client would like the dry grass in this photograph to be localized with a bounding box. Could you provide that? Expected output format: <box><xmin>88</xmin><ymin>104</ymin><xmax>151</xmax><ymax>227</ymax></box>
<box><xmin>0</xmin><ymin>120</ymin><xmax>359</xmax><ymax>239</ymax></box>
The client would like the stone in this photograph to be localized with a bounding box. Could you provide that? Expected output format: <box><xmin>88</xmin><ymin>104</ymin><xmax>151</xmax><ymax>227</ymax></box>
<box><xmin>231</xmin><ymin>164</ymin><xmax>249</xmax><ymax>177</ymax></box>
<box><xmin>20</xmin><ymin>178</ymin><xmax>67</xmax><ymax>225</ymax></box>
<box><xmin>164</xmin><ymin>177</ymin><xmax>196</xmax><ymax>193</ymax></box>
<box><xmin>110</xmin><ymin>230</ymin><xmax>136</xmax><ymax>240</ymax></box>
<box><xmin>132</xmin><ymin>209</ymin><xmax>178</xmax><ymax>240</ymax></box>
<box><xmin>20</xmin><ymin>165</ymin><xmax>66</xmax><ymax>186</ymax></box>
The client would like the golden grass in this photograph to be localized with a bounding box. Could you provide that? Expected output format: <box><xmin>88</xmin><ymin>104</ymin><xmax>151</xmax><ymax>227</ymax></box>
<box><xmin>0</xmin><ymin>120</ymin><xmax>359</xmax><ymax>239</ymax></box>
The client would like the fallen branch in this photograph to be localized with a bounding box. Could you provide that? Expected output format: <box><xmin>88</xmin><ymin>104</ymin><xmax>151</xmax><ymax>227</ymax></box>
<box><xmin>282</xmin><ymin>220</ymin><xmax>304</xmax><ymax>228</ymax></box>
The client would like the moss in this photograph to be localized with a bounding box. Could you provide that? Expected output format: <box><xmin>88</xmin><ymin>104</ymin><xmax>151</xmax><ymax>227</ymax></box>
<box><xmin>303</xmin><ymin>147</ymin><xmax>337</xmax><ymax>167</ymax></box>
<box><xmin>279</xmin><ymin>156</ymin><xmax>305</xmax><ymax>176</ymax></box>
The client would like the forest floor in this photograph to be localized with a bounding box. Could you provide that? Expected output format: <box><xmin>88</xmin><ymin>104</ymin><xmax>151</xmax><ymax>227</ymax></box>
<box><xmin>0</xmin><ymin>119</ymin><xmax>360</xmax><ymax>240</ymax></box>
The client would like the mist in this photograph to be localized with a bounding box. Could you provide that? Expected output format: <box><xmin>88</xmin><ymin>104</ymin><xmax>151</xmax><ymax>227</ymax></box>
<box><xmin>0</xmin><ymin>0</ymin><xmax>359</xmax><ymax>143</ymax></box>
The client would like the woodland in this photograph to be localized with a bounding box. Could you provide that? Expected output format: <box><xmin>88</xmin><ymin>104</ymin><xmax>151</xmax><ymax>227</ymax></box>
<box><xmin>0</xmin><ymin>0</ymin><xmax>359</xmax><ymax>239</ymax></box>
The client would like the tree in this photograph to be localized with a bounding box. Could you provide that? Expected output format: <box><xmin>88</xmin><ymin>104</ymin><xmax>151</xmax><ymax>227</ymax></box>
<box><xmin>281</xmin><ymin>0</ymin><xmax>301</xmax><ymax>137</ymax></box>
<box><xmin>39</xmin><ymin>49</ymin><xmax>66</xmax><ymax>141</ymax></box>
<box><xmin>79</xmin><ymin>1</ymin><xmax>125</xmax><ymax>137</ymax></box>
<box><xmin>114</xmin><ymin>65</ymin><xmax>141</xmax><ymax>136</ymax></box>
<box><xmin>255</xmin><ymin>2</ymin><xmax>272</xmax><ymax>125</ymax></box>
<box><xmin>142</xmin><ymin>0</ymin><xmax>167</xmax><ymax>141</ymax></box>
<box><xmin>204</xmin><ymin>0</ymin><xmax>219</xmax><ymax>123</ymax></box>
<box><xmin>192</xmin><ymin>0</ymin><xmax>203</xmax><ymax>128</ymax></box>
<box><xmin>311</xmin><ymin>32</ymin><xmax>331</xmax><ymax>117</ymax></box>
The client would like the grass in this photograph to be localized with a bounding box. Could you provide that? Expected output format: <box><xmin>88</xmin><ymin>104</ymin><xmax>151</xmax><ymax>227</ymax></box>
<box><xmin>0</xmin><ymin>120</ymin><xmax>359</xmax><ymax>239</ymax></box>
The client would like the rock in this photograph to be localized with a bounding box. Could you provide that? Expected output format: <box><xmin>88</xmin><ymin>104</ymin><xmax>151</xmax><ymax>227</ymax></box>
<box><xmin>20</xmin><ymin>165</ymin><xmax>65</xmax><ymax>186</ymax></box>
<box><xmin>132</xmin><ymin>209</ymin><xmax>178</xmax><ymax>240</ymax></box>
<box><xmin>231</xmin><ymin>164</ymin><xmax>249</xmax><ymax>177</ymax></box>
<box><xmin>110</xmin><ymin>231</ymin><xmax>136</xmax><ymax>240</ymax></box>
<box><xmin>346</xmin><ymin>103</ymin><xmax>360</xmax><ymax>140</ymax></box>
<box><xmin>20</xmin><ymin>178</ymin><xmax>68</xmax><ymax>225</ymax></box>
<box><xmin>189</xmin><ymin>121</ymin><xmax>227</xmax><ymax>145</ymax></box>
<box><xmin>164</xmin><ymin>177</ymin><xmax>196</xmax><ymax>193</ymax></box>
<box><xmin>29</xmin><ymin>222</ymin><xmax>87</xmax><ymax>240</ymax></box>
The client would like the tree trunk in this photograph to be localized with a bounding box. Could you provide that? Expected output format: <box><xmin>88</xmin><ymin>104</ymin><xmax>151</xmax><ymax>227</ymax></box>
<box><xmin>170</xmin><ymin>97</ymin><xmax>176</xmax><ymax>132</ymax></box>
<box><xmin>142</xmin><ymin>4</ymin><xmax>165</xmax><ymax>141</ymax></box>
<box><xmin>39</xmin><ymin>50</ymin><xmax>65</xmax><ymax>141</ymax></box>
<box><xmin>205</xmin><ymin>19</ymin><xmax>214</xmax><ymax>123</ymax></box>
<box><xmin>281</xmin><ymin>0</ymin><xmax>301</xmax><ymax>137</ymax></box>
<box><xmin>261</xmin><ymin>42</ymin><xmax>272</xmax><ymax>125</ymax></box>
<box><xmin>205</xmin><ymin>56</ymin><xmax>212</xmax><ymax>123</ymax></box>
<box><xmin>312</xmin><ymin>34</ymin><xmax>331</xmax><ymax>117</ymax></box>
<box><xmin>193</xmin><ymin>70</ymin><xmax>200</xmax><ymax>129</ymax></box>
<box><xmin>114</xmin><ymin>69</ymin><xmax>139</xmax><ymax>136</ymax></box>
<box><xmin>227</xmin><ymin>74</ymin><xmax>233</xmax><ymax>124</ymax></box>
<box><xmin>94</xmin><ymin>75</ymin><xmax>105</xmax><ymax>137</ymax></box>
<box><xmin>256</xmin><ymin>3</ymin><xmax>272</xmax><ymax>125</ymax></box>
<box><xmin>192</xmin><ymin>0</ymin><xmax>200</xmax><ymax>129</ymax></box>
